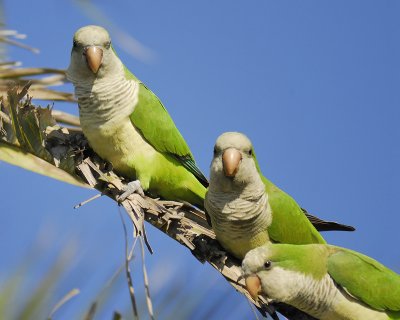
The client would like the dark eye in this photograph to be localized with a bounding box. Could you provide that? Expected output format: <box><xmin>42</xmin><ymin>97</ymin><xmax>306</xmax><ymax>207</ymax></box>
<box><xmin>248</xmin><ymin>149</ymin><xmax>252</xmax><ymax>156</ymax></box>
<box><xmin>264</xmin><ymin>261</ymin><xmax>272</xmax><ymax>269</ymax></box>
<box><xmin>104</xmin><ymin>41</ymin><xmax>111</xmax><ymax>49</ymax></box>
<box><xmin>73</xmin><ymin>40</ymin><xmax>78</xmax><ymax>48</ymax></box>
<box><xmin>213</xmin><ymin>146</ymin><xmax>217</xmax><ymax>155</ymax></box>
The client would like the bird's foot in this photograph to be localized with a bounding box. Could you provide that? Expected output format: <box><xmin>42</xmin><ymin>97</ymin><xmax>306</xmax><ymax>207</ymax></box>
<box><xmin>208</xmin><ymin>244</ymin><xmax>229</xmax><ymax>270</ymax></box>
<box><xmin>118</xmin><ymin>180</ymin><xmax>145</xmax><ymax>202</ymax></box>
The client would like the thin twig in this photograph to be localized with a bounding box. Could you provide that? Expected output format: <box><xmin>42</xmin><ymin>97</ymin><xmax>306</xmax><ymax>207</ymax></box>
<box><xmin>84</xmin><ymin>233</ymin><xmax>139</xmax><ymax>320</ymax></box>
<box><xmin>47</xmin><ymin>288</ymin><xmax>80</xmax><ymax>320</ymax></box>
<box><xmin>140</xmin><ymin>236</ymin><xmax>155</xmax><ymax>320</ymax></box>
<box><xmin>52</xmin><ymin>110</ymin><xmax>80</xmax><ymax>127</ymax></box>
<box><xmin>0</xmin><ymin>36</ymin><xmax>39</xmax><ymax>53</ymax></box>
<box><xmin>83</xmin><ymin>302</ymin><xmax>97</xmax><ymax>320</ymax></box>
<box><xmin>74</xmin><ymin>193</ymin><xmax>102</xmax><ymax>209</ymax></box>
<box><xmin>118</xmin><ymin>207</ymin><xmax>139</xmax><ymax>320</ymax></box>
<box><xmin>0</xmin><ymin>30</ymin><xmax>26</xmax><ymax>38</ymax></box>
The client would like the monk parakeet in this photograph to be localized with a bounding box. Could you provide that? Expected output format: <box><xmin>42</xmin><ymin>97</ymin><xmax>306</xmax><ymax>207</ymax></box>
<box><xmin>66</xmin><ymin>25</ymin><xmax>208</xmax><ymax>208</ymax></box>
<box><xmin>205</xmin><ymin>132</ymin><xmax>353</xmax><ymax>259</ymax></box>
<box><xmin>243</xmin><ymin>243</ymin><xmax>400</xmax><ymax>320</ymax></box>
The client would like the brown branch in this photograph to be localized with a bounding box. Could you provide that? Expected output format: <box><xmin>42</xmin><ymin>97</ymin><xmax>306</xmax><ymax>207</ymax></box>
<box><xmin>0</xmin><ymin>86</ymin><xmax>317</xmax><ymax>320</ymax></box>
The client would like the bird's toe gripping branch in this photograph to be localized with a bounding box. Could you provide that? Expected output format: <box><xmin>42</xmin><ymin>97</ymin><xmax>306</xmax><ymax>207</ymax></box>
<box><xmin>118</xmin><ymin>180</ymin><xmax>145</xmax><ymax>201</ymax></box>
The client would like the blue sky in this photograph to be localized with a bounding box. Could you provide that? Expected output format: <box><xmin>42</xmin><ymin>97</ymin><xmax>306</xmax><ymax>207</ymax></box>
<box><xmin>1</xmin><ymin>1</ymin><xmax>399</xmax><ymax>319</ymax></box>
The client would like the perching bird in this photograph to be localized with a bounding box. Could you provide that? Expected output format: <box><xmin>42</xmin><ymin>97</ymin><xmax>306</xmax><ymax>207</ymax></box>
<box><xmin>205</xmin><ymin>132</ymin><xmax>353</xmax><ymax>259</ymax></box>
<box><xmin>67</xmin><ymin>25</ymin><xmax>208</xmax><ymax>208</ymax></box>
<box><xmin>243</xmin><ymin>243</ymin><xmax>400</xmax><ymax>320</ymax></box>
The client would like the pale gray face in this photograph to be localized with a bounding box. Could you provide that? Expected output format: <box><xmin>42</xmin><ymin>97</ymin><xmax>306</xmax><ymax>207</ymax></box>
<box><xmin>210</xmin><ymin>132</ymin><xmax>261</xmax><ymax>190</ymax></box>
<box><xmin>242</xmin><ymin>245</ymin><xmax>274</xmax><ymax>301</ymax></box>
<box><xmin>242</xmin><ymin>245</ymin><xmax>273</xmax><ymax>276</ymax></box>
<box><xmin>242</xmin><ymin>245</ymin><xmax>317</xmax><ymax>304</ymax></box>
<box><xmin>67</xmin><ymin>25</ymin><xmax>119</xmax><ymax>82</ymax></box>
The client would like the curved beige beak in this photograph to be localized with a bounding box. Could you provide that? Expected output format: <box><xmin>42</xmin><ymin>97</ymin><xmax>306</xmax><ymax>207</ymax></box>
<box><xmin>222</xmin><ymin>148</ymin><xmax>242</xmax><ymax>177</ymax></box>
<box><xmin>245</xmin><ymin>275</ymin><xmax>261</xmax><ymax>301</ymax></box>
<box><xmin>84</xmin><ymin>46</ymin><xmax>103</xmax><ymax>74</ymax></box>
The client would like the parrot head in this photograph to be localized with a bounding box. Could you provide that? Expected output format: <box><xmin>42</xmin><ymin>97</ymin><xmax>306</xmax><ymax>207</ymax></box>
<box><xmin>242</xmin><ymin>243</ymin><xmax>328</xmax><ymax>302</ymax></box>
<box><xmin>242</xmin><ymin>243</ymin><xmax>296</xmax><ymax>302</ymax></box>
<box><xmin>67</xmin><ymin>25</ymin><xmax>120</xmax><ymax>83</ymax></box>
<box><xmin>210</xmin><ymin>132</ymin><xmax>261</xmax><ymax>190</ymax></box>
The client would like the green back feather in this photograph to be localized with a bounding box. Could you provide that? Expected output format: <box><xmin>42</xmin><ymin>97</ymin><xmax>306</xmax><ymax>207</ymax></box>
<box><xmin>270</xmin><ymin>244</ymin><xmax>400</xmax><ymax>313</ymax></box>
<box><xmin>327</xmin><ymin>247</ymin><xmax>400</xmax><ymax>312</ymax></box>
<box><xmin>124</xmin><ymin>67</ymin><xmax>208</xmax><ymax>187</ymax></box>
<box><xmin>271</xmin><ymin>243</ymin><xmax>330</xmax><ymax>279</ymax></box>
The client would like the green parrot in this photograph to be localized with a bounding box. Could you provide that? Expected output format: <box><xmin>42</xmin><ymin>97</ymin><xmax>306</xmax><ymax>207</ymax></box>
<box><xmin>66</xmin><ymin>25</ymin><xmax>208</xmax><ymax>208</ymax></box>
<box><xmin>205</xmin><ymin>132</ymin><xmax>353</xmax><ymax>259</ymax></box>
<box><xmin>243</xmin><ymin>243</ymin><xmax>400</xmax><ymax>320</ymax></box>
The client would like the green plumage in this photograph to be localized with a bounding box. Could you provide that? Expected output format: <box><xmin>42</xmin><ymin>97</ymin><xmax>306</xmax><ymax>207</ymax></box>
<box><xmin>123</xmin><ymin>62</ymin><xmax>208</xmax><ymax>188</ymax></box>
<box><xmin>269</xmin><ymin>243</ymin><xmax>331</xmax><ymax>278</ymax></box>
<box><xmin>254</xmin><ymin>150</ymin><xmax>326</xmax><ymax>245</ymax></box>
<box><xmin>243</xmin><ymin>242</ymin><xmax>400</xmax><ymax>320</ymax></box>
<box><xmin>125</xmin><ymin>72</ymin><xmax>208</xmax><ymax>207</ymax></box>
<box><xmin>328</xmin><ymin>247</ymin><xmax>400</xmax><ymax>312</ymax></box>
<box><xmin>205</xmin><ymin>132</ymin><xmax>329</xmax><ymax>260</ymax></box>
<box><xmin>68</xmin><ymin>26</ymin><xmax>207</xmax><ymax>209</ymax></box>
<box><xmin>127</xmin><ymin>79</ymin><xmax>208</xmax><ymax>188</ymax></box>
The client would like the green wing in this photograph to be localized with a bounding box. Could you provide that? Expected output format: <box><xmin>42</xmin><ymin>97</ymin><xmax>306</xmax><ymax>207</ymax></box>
<box><xmin>124</xmin><ymin>67</ymin><xmax>208</xmax><ymax>187</ymax></box>
<box><xmin>264</xmin><ymin>178</ymin><xmax>326</xmax><ymax>244</ymax></box>
<box><xmin>327</xmin><ymin>247</ymin><xmax>400</xmax><ymax>312</ymax></box>
<box><xmin>251</xmin><ymin>149</ymin><xmax>326</xmax><ymax>244</ymax></box>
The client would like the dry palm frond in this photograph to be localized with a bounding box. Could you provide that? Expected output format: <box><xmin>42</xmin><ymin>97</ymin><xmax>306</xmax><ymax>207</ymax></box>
<box><xmin>0</xmin><ymin>85</ymin><xmax>86</xmax><ymax>187</ymax></box>
<box><xmin>0</xmin><ymin>29</ymin><xmax>39</xmax><ymax>53</ymax></box>
<box><xmin>0</xmin><ymin>86</ymin><xmax>317</xmax><ymax>320</ymax></box>
<box><xmin>0</xmin><ymin>29</ymin><xmax>75</xmax><ymax>102</ymax></box>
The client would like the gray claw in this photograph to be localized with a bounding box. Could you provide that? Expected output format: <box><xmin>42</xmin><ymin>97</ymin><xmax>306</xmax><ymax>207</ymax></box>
<box><xmin>118</xmin><ymin>180</ymin><xmax>145</xmax><ymax>201</ymax></box>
